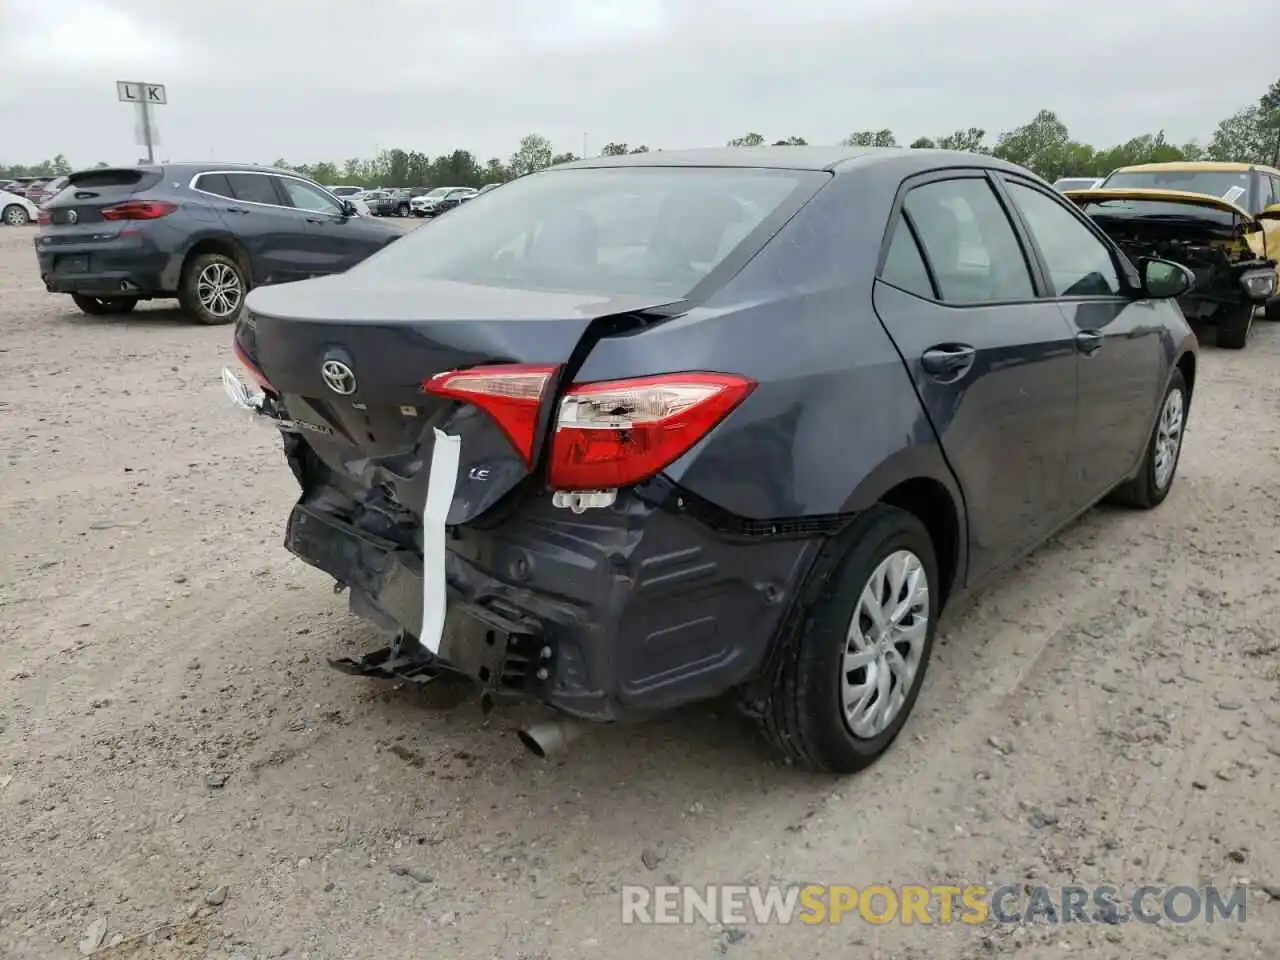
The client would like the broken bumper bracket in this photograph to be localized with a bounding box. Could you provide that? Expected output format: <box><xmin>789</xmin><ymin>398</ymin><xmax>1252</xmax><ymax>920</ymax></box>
<box><xmin>327</xmin><ymin>639</ymin><xmax>443</xmax><ymax>685</ymax></box>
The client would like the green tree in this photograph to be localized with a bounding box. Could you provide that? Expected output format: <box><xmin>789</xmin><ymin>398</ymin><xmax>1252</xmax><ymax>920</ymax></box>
<box><xmin>934</xmin><ymin>128</ymin><xmax>988</xmax><ymax>153</ymax></box>
<box><xmin>843</xmin><ymin>129</ymin><xmax>897</xmax><ymax>147</ymax></box>
<box><xmin>910</xmin><ymin>137</ymin><xmax>936</xmax><ymax>149</ymax></box>
<box><xmin>727</xmin><ymin>132</ymin><xmax>766</xmax><ymax>147</ymax></box>
<box><xmin>772</xmin><ymin>136</ymin><xmax>808</xmax><ymax>146</ymax></box>
<box><xmin>629</xmin><ymin>145</ymin><xmax>650</xmax><ymax>153</ymax></box>
<box><xmin>600</xmin><ymin>142</ymin><xmax>629</xmax><ymax>156</ymax></box>
<box><xmin>509</xmin><ymin>134</ymin><xmax>554</xmax><ymax>177</ymax></box>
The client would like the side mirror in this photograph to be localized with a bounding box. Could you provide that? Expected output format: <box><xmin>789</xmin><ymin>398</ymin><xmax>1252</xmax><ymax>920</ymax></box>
<box><xmin>1138</xmin><ymin>257</ymin><xmax>1194</xmax><ymax>299</ymax></box>
<box><xmin>341</xmin><ymin>200</ymin><xmax>358</xmax><ymax>217</ymax></box>
<box><xmin>1259</xmin><ymin>202</ymin><xmax>1280</xmax><ymax>221</ymax></box>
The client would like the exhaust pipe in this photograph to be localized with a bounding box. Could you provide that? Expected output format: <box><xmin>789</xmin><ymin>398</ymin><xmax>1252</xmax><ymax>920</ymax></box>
<box><xmin>517</xmin><ymin>719</ymin><xmax>587</xmax><ymax>758</ymax></box>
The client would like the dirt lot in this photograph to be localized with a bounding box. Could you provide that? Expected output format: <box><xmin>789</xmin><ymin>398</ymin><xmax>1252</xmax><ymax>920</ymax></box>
<box><xmin>2</xmin><ymin>220</ymin><xmax>1279</xmax><ymax>960</ymax></box>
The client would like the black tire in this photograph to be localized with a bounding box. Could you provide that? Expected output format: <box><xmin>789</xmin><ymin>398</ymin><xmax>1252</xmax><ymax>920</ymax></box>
<box><xmin>1216</xmin><ymin>305</ymin><xmax>1252</xmax><ymax>350</ymax></box>
<box><xmin>1265</xmin><ymin>296</ymin><xmax>1280</xmax><ymax>323</ymax></box>
<box><xmin>1107</xmin><ymin>368</ymin><xmax>1188</xmax><ymax>510</ymax></box>
<box><xmin>3</xmin><ymin>203</ymin><xmax>30</xmax><ymax>226</ymax></box>
<box><xmin>757</xmin><ymin>504</ymin><xmax>940</xmax><ymax>774</ymax></box>
<box><xmin>71</xmin><ymin>293</ymin><xmax>138</xmax><ymax>315</ymax></box>
<box><xmin>397</xmin><ymin>203</ymin><xmax>410</xmax><ymax>217</ymax></box>
<box><xmin>178</xmin><ymin>251</ymin><xmax>246</xmax><ymax>325</ymax></box>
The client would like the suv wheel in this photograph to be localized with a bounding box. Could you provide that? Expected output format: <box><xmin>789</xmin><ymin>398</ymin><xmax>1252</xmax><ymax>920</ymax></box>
<box><xmin>71</xmin><ymin>294</ymin><xmax>138</xmax><ymax>315</ymax></box>
<box><xmin>1106</xmin><ymin>367</ymin><xmax>1187</xmax><ymax>509</ymax></box>
<box><xmin>1265</xmin><ymin>297</ymin><xmax>1280</xmax><ymax>323</ymax></box>
<box><xmin>3</xmin><ymin>204</ymin><xmax>30</xmax><ymax>226</ymax></box>
<box><xmin>758</xmin><ymin>504</ymin><xmax>939</xmax><ymax>774</ymax></box>
<box><xmin>397</xmin><ymin>203</ymin><xmax>410</xmax><ymax>217</ymax></box>
<box><xmin>179</xmin><ymin>252</ymin><xmax>246</xmax><ymax>325</ymax></box>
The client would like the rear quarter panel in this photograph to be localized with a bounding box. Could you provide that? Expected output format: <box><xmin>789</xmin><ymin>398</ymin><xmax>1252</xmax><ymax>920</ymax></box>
<box><xmin>572</xmin><ymin>165</ymin><xmax>963</xmax><ymax>522</ymax></box>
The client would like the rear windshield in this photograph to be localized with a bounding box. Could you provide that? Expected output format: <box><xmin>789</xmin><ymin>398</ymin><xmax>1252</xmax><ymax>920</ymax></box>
<box><xmin>68</xmin><ymin>169</ymin><xmax>148</xmax><ymax>189</ymax></box>
<box><xmin>347</xmin><ymin>166</ymin><xmax>824</xmax><ymax>298</ymax></box>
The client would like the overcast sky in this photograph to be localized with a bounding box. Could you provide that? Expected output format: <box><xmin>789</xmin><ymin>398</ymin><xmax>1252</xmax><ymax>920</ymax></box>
<box><xmin>2</xmin><ymin>0</ymin><xmax>1277</xmax><ymax>168</ymax></box>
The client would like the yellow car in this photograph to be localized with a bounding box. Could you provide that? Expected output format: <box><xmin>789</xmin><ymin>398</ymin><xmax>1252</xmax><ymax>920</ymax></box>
<box><xmin>1063</xmin><ymin>161</ymin><xmax>1280</xmax><ymax>349</ymax></box>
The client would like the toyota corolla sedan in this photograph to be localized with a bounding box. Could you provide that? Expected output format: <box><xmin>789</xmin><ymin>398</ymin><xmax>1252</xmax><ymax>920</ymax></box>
<box><xmin>222</xmin><ymin>146</ymin><xmax>1198</xmax><ymax>773</ymax></box>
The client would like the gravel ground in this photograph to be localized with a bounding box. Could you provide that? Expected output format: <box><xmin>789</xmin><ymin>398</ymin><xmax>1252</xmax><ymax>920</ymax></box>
<box><xmin>1</xmin><ymin>220</ymin><xmax>1279</xmax><ymax>959</ymax></box>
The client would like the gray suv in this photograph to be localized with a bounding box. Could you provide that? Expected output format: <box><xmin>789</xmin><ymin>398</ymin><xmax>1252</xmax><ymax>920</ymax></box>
<box><xmin>35</xmin><ymin>163</ymin><xmax>403</xmax><ymax>323</ymax></box>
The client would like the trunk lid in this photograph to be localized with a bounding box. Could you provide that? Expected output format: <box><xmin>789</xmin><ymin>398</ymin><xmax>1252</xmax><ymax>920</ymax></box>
<box><xmin>41</xmin><ymin>167</ymin><xmax>164</xmax><ymax>230</ymax></box>
<box><xmin>243</xmin><ymin>275</ymin><xmax>680</xmax><ymax>524</ymax></box>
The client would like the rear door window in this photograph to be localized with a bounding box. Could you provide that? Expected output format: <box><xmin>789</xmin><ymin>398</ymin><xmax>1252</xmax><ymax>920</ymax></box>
<box><xmin>194</xmin><ymin>173</ymin><xmax>235</xmax><ymax>199</ymax></box>
<box><xmin>880</xmin><ymin>217</ymin><xmax>936</xmax><ymax>299</ymax></box>
<box><xmin>902</xmin><ymin>178</ymin><xmax>1035</xmax><ymax>304</ymax></box>
<box><xmin>224</xmin><ymin>172</ymin><xmax>282</xmax><ymax>207</ymax></box>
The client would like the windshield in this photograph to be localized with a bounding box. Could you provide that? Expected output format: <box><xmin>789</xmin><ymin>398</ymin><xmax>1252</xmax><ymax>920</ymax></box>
<box><xmin>425</xmin><ymin>187</ymin><xmax>453</xmax><ymax>198</ymax></box>
<box><xmin>330</xmin><ymin>186</ymin><xmax>361</xmax><ymax>197</ymax></box>
<box><xmin>1099</xmin><ymin>169</ymin><xmax>1252</xmax><ymax>205</ymax></box>
<box><xmin>346</xmin><ymin>165</ymin><xmax>824</xmax><ymax>298</ymax></box>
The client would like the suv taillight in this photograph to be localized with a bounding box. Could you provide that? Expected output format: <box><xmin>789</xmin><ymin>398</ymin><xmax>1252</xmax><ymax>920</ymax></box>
<box><xmin>37</xmin><ymin>211</ymin><xmax>51</xmax><ymax>225</ymax></box>
<box><xmin>423</xmin><ymin>366</ymin><xmax>755</xmax><ymax>489</ymax></box>
<box><xmin>100</xmin><ymin>200</ymin><xmax>177</xmax><ymax>221</ymax></box>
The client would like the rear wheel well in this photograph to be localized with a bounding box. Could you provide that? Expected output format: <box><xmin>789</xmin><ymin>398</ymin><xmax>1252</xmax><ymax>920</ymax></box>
<box><xmin>181</xmin><ymin>237</ymin><xmax>251</xmax><ymax>286</ymax></box>
<box><xmin>1176</xmin><ymin>351</ymin><xmax>1196</xmax><ymax>404</ymax></box>
<box><xmin>879</xmin><ymin>478</ymin><xmax>960</xmax><ymax>612</ymax></box>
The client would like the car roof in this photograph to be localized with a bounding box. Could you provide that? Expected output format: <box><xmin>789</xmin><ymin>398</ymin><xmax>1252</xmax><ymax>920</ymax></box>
<box><xmin>148</xmin><ymin>161</ymin><xmax>306</xmax><ymax>178</ymax></box>
<box><xmin>554</xmin><ymin>145</ymin><xmax>1037</xmax><ymax>178</ymax></box>
<box><xmin>1114</xmin><ymin>160</ymin><xmax>1280</xmax><ymax>177</ymax></box>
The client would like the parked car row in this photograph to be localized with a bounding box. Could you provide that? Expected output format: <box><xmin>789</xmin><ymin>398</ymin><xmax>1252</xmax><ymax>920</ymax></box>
<box><xmin>316</xmin><ymin>183</ymin><xmax>500</xmax><ymax>218</ymax></box>
<box><xmin>219</xmin><ymin>145</ymin><xmax>1229</xmax><ymax>772</ymax></box>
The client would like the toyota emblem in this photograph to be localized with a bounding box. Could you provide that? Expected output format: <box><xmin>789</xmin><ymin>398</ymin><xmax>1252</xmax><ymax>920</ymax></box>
<box><xmin>321</xmin><ymin>359</ymin><xmax>357</xmax><ymax>395</ymax></box>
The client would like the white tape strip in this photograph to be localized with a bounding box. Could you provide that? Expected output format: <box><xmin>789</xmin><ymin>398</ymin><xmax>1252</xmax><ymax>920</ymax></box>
<box><xmin>420</xmin><ymin>428</ymin><xmax>461</xmax><ymax>654</ymax></box>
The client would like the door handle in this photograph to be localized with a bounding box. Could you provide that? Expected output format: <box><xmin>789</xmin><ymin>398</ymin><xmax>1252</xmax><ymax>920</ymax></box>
<box><xmin>225</xmin><ymin>206</ymin><xmax>251</xmax><ymax>215</ymax></box>
<box><xmin>1075</xmin><ymin>330</ymin><xmax>1104</xmax><ymax>356</ymax></box>
<box><xmin>921</xmin><ymin>344</ymin><xmax>976</xmax><ymax>380</ymax></box>
<box><xmin>305</xmin><ymin>217</ymin><xmax>324</xmax><ymax>224</ymax></box>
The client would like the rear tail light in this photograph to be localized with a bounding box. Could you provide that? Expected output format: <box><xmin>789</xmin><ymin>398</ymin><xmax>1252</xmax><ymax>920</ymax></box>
<box><xmin>548</xmin><ymin>373</ymin><xmax>755</xmax><ymax>489</ymax></box>
<box><xmin>37</xmin><ymin>211</ymin><xmax>51</xmax><ymax>225</ymax></box>
<box><xmin>100</xmin><ymin>200</ymin><xmax>177</xmax><ymax>221</ymax></box>
<box><xmin>423</xmin><ymin>366</ymin><xmax>755</xmax><ymax>489</ymax></box>
<box><xmin>424</xmin><ymin>364</ymin><xmax>559</xmax><ymax>467</ymax></box>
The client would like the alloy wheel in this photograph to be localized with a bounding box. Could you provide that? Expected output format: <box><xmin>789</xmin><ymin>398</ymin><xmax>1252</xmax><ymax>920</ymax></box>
<box><xmin>842</xmin><ymin>550</ymin><xmax>930</xmax><ymax>739</ymax></box>
<box><xmin>196</xmin><ymin>262</ymin><xmax>243</xmax><ymax>319</ymax></box>
<box><xmin>1153</xmin><ymin>386</ymin><xmax>1184</xmax><ymax>491</ymax></box>
<box><xmin>4</xmin><ymin>206</ymin><xmax>29</xmax><ymax>226</ymax></box>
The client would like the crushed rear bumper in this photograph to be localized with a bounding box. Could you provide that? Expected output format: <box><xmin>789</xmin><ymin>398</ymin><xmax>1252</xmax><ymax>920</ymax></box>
<box><xmin>284</xmin><ymin>488</ymin><xmax>819</xmax><ymax>721</ymax></box>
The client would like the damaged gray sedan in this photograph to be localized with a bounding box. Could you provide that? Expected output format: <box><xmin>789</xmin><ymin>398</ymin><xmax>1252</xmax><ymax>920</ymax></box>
<box><xmin>223</xmin><ymin>146</ymin><xmax>1198</xmax><ymax>773</ymax></box>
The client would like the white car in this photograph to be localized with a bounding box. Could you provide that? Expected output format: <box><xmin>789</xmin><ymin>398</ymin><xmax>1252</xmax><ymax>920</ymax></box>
<box><xmin>1</xmin><ymin>188</ymin><xmax>39</xmax><ymax>226</ymax></box>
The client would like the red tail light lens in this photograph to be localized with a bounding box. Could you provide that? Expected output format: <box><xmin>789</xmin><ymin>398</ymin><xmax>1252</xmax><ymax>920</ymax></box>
<box><xmin>424</xmin><ymin>364</ymin><xmax>560</xmax><ymax>467</ymax></box>
<box><xmin>548</xmin><ymin>372</ymin><xmax>755</xmax><ymax>490</ymax></box>
<box><xmin>100</xmin><ymin>200</ymin><xmax>177</xmax><ymax>221</ymax></box>
<box><xmin>37</xmin><ymin>211</ymin><xmax>51</xmax><ymax>225</ymax></box>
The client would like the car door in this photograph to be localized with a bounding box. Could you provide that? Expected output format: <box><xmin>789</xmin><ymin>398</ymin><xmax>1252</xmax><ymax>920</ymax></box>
<box><xmin>997</xmin><ymin>174</ymin><xmax>1167</xmax><ymax>504</ymax></box>
<box><xmin>872</xmin><ymin>171</ymin><xmax>1080</xmax><ymax>583</ymax></box>
<box><xmin>275</xmin><ymin>176</ymin><xmax>373</xmax><ymax>274</ymax></box>
<box><xmin>199</xmin><ymin>171</ymin><xmax>313</xmax><ymax>285</ymax></box>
